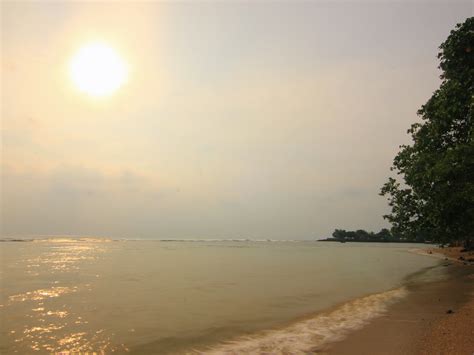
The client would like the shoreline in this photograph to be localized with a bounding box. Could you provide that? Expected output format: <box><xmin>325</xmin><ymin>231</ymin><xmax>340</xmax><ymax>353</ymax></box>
<box><xmin>324</xmin><ymin>247</ymin><xmax>474</xmax><ymax>354</ymax></box>
<box><xmin>411</xmin><ymin>246</ymin><xmax>474</xmax><ymax>264</ymax></box>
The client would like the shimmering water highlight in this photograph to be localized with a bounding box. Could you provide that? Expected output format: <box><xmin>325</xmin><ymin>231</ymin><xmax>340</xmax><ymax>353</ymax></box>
<box><xmin>0</xmin><ymin>238</ymin><xmax>440</xmax><ymax>354</ymax></box>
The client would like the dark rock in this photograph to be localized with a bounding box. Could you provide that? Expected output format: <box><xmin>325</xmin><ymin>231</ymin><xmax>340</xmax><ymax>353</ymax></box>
<box><xmin>446</xmin><ymin>309</ymin><xmax>454</xmax><ymax>314</ymax></box>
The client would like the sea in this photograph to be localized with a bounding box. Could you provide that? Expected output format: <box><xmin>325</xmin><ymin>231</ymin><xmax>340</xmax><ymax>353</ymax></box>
<box><xmin>0</xmin><ymin>237</ymin><xmax>444</xmax><ymax>354</ymax></box>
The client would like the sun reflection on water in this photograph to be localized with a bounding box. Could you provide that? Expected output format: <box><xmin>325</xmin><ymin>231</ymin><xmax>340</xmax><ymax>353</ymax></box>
<box><xmin>9</xmin><ymin>286</ymin><xmax>77</xmax><ymax>303</ymax></box>
<box><xmin>3</xmin><ymin>238</ymin><xmax>117</xmax><ymax>353</ymax></box>
<box><xmin>24</xmin><ymin>243</ymin><xmax>102</xmax><ymax>273</ymax></box>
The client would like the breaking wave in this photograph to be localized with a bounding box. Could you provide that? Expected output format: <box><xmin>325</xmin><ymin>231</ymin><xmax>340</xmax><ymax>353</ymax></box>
<box><xmin>202</xmin><ymin>287</ymin><xmax>408</xmax><ymax>354</ymax></box>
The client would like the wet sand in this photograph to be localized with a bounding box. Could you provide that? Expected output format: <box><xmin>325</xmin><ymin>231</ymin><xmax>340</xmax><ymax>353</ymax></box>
<box><xmin>324</xmin><ymin>253</ymin><xmax>474</xmax><ymax>355</ymax></box>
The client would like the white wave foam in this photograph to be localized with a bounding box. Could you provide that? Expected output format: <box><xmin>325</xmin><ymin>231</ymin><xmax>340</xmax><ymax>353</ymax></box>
<box><xmin>202</xmin><ymin>287</ymin><xmax>408</xmax><ymax>354</ymax></box>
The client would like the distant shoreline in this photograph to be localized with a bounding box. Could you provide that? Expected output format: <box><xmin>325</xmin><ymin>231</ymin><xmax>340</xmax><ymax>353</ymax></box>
<box><xmin>318</xmin><ymin>238</ymin><xmax>434</xmax><ymax>244</ymax></box>
<box><xmin>0</xmin><ymin>236</ymin><xmax>434</xmax><ymax>244</ymax></box>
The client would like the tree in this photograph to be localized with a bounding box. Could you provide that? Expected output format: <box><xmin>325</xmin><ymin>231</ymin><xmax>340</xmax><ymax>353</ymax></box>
<box><xmin>332</xmin><ymin>229</ymin><xmax>347</xmax><ymax>241</ymax></box>
<box><xmin>329</xmin><ymin>228</ymin><xmax>400</xmax><ymax>242</ymax></box>
<box><xmin>380</xmin><ymin>17</ymin><xmax>474</xmax><ymax>248</ymax></box>
<box><xmin>375</xmin><ymin>228</ymin><xmax>392</xmax><ymax>242</ymax></box>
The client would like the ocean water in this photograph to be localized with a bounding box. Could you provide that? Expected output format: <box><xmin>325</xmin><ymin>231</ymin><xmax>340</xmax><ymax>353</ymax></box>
<box><xmin>0</xmin><ymin>238</ymin><xmax>442</xmax><ymax>354</ymax></box>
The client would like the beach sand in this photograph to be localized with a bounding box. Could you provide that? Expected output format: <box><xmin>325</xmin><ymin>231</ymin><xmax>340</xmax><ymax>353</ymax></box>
<box><xmin>428</xmin><ymin>246</ymin><xmax>474</xmax><ymax>264</ymax></box>
<box><xmin>323</xmin><ymin>248</ymin><xmax>474</xmax><ymax>355</ymax></box>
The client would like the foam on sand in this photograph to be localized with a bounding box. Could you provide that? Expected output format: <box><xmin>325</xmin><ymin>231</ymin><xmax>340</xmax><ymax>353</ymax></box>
<box><xmin>203</xmin><ymin>287</ymin><xmax>408</xmax><ymax>354</ymax></box>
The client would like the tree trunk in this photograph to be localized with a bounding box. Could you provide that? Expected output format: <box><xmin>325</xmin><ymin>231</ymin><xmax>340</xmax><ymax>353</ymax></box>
<box><xmin>463</xmin><ymin>236</ymin><xmax>472</xmax><ymax>251</ymax></box>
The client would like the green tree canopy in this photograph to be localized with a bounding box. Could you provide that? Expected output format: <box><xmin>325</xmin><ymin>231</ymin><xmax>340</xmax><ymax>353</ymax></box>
<box><xmin>380</xmin><ymin>17</ymin><xmax>474</xmax><ymax>247</ymax></box>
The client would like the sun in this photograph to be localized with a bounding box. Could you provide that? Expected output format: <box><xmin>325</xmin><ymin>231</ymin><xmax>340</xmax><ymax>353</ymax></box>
<box><xmin>69</xmin><ymin>42</ymin><xmax>128</xmax><ymax>97</ymax></box>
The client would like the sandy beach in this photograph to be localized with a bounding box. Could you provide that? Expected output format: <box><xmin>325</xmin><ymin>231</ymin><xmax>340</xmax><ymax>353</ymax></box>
<box><xmin>324</xmin><ymin>247</ymin><xmax>474</xmax><ymax>355</ymax></box>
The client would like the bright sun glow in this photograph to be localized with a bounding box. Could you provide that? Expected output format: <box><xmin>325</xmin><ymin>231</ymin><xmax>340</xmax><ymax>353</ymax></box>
<box><xmin>69</xmin><ymin>42</ymin><xmax>128</xmax><ymax>97</ymax></box>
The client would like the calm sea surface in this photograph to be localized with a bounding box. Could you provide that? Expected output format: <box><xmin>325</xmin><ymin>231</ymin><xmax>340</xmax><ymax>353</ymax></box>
<box><xmin>0</xmin><ymin>238</ymin><xmax>442</xmax><ymax>354</ymax></box>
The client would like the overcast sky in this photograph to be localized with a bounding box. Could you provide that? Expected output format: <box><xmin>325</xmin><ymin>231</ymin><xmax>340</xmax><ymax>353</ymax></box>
<box><xmin>1</xmin><ymin>1</ymin><xmax>471</xmax><ymax>239</ymax></box>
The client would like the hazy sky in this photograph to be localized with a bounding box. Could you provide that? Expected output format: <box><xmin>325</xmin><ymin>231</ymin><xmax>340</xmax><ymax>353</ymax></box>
<box><xmin>1</xmin><ymin>1</ymin><xmax>471</xmax><ymax>239</ymax></box>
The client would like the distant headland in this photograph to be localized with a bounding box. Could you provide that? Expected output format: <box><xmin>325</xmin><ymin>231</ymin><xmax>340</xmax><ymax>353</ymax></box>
<box><xmin>319</xmin><ymin>228</ymin><xmax>432</xmax><ymax>243</ymax></box>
